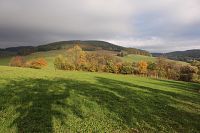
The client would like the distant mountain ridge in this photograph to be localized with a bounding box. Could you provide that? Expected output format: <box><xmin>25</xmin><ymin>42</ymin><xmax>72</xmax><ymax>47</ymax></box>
<box><xmin>0</xmin><ymin>40</ymin><xmax>151</xmax><ymax>57</ymax></box>
<box><xmin>152</xmin><ymin>49</ymin><xmax>200</xmax><ymax>62</ymax></box>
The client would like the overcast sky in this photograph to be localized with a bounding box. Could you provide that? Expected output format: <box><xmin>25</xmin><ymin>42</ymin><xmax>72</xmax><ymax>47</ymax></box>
<box><xmin>0</xmin><ymin>0</ymin><xmax>200</xmax><ymax>52</ymax></box>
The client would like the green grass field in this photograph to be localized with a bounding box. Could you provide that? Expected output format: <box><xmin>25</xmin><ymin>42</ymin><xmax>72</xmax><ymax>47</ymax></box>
<box><xmin>119</xmin><ymin>54</ymin><xmax>189</xmax><ymax>65</ymax></box>
<box><xmin>0</xmin><ymin>57</ymin><xmax>12</xmax><ymax>66</ymax></box>
<box><xmin>0</xmin><ymin>49</ymin><xmax>67</xmax><ymax>69</ymax></box>
<box><xmin>0</xmin><ymin>66</ymin><xmax>199</xmax><ymax>132</ymax></box>
<box><xmin>119</xmin><ymin>54</ymin><xmax>156</xmax><ymax>63</ymax></box>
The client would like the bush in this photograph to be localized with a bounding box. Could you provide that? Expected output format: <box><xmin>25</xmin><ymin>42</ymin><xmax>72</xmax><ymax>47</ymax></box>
<box><xmin>147</xmin><ymin>62</ymin><xmax>156</xmax><ymax>71</ymax></box>
<box><xmin>9</xmin><ymin>56</ymin><xmax>25</xmax><ymax>67</ymax></box>
<box><xmin>103</xmin><ymin>60</ymin><xmax>115</xmax><ymax>73</ymax></box>
<box><xmin>191</xmin><ymin>60</ymin><xmax>200</xmax><ymax>75</ymax></box>
<box><xmin>166</xmin><ymin>63</ymin><xmax>181</xmax><ymax>80</ymax></box>
<box><xmin>54</xmin><ymin>55</ymin><xmax>75</xmax><ymax>70</ymax></box>
<box><xmin>117</xmin><ymin>50</ymin><xmax>128</xmax><ymax>57</ymax></box>
<box><xmin>180</xmin><ymin>65</ymin><xmax>198</xmax><ymax>82</ymax></box>
<box><xmin>147</xmin><ymin>62</ymin><xmax>158</xmax><ymax>77</ymax></box>
<box><xmin>155</xmin><ymin>57</ymin><xmax>168</xmax><ymax>78</ymax></box>
<box><xmin>85</xmin><ymin>53</ymin><xmax>99</xmax><ymax>72</ymax></box>
<box><xmin>26</xmin><ymin>58</ymin><xmax>48</xmax><ymax>69</ymax></box>
<box><xmin>54</xmin><ymin>55</ymin><xmax>65</xmax><ymax>70</ymax></box>
<box><xmin>62</xmin><ymin>60</ymin><xmax>75</xmax><ymax>70</ymax></box>
<box><xmin>120</xmin><ymin>62</ymin><xmax>134</xmax><ymax>74</ymax></box>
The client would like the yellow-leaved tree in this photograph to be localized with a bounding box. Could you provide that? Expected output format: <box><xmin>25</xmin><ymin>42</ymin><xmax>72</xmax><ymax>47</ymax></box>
<box><xmin>66</xmin><ymin>45</ymin><xmax>87</xmax><ymax>70</ymax></box>
<box><xmin>138</xmin><ymin>61</ymin><xmax>148</xmax><ymax>74</ymax></box>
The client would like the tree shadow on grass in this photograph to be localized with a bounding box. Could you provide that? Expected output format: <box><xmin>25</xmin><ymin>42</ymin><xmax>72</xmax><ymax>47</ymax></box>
<box><xmin>1</xmin><ymin>79</ymin><xmax>78</xmax><ymax>133</ymax></box>
<box><xmin>92</xmin><ymin>77</ymin><xmax>200</xmax><ymax>132</ymax></box>
<box><xmin>0</xmin><ymin>77</ymin><xmax>199</xmax><ymax>132</ymax></box>
<box><xmin>147</xmin><ymin>78</ymin><xmax>200</xmax><ymax>92</ymax></box>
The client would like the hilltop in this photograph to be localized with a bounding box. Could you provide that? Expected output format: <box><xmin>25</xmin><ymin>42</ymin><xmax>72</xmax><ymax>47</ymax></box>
<box><xmin>152</xmin><ymin>49</ymin><xmax>200</xmax><ymax>62</ymax></box>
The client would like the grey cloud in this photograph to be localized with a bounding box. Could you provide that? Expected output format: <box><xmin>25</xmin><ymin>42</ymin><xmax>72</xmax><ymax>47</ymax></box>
<box><xmin>0</xmin><ymin>0</ymin><xmax>200</xmax><ymax>52</ymax></box>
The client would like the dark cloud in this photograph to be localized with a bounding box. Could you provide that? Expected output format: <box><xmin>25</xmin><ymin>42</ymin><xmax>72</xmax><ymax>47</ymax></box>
<box><xmin>0</xmin><ymin>0</ymin><xmax>200</xmax><ymax>52</ymax></box>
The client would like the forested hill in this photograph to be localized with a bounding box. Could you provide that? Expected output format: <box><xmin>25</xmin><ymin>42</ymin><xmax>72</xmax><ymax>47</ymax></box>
<box><xmin>152</xmin><ymin>49</ymin><xmax>200</xmax><ymax>62</ymax></box>
<box><xmin>0</xmin><ymin>40</ymin><xmax>151</xmax><ymax>57</ymax></box>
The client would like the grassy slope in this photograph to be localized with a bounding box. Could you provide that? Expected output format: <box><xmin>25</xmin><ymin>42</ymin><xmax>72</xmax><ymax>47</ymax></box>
<box><xmin>0</xmin><ymin>56</ymin><xmax>12</xmax><ymax>66</ymax></box>
<box><xmin>119</xmin><ymin>54</ymin><xmax>189</xmax><ymax>65</ymax></box>
<box><xmin>119</xmin><ymin>54</ymin><xmax>156</xmax><ymax>63</ymax></box>
<box><xmin>0</xmin><ymin>66</ymin><xmax>199</xmax><ymax>132</ymax></box>
<box><xmin>0</xmin><ymin>49</ymin><xmax>67</xmax><ymax>69</ymax></box>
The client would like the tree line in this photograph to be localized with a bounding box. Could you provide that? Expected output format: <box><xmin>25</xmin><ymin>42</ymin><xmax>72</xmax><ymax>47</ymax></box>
<box><xmin>9</xmin><ymin>45</ymin><xmax>200</xmax><ymax>82</ymax></box>
<box><xmin>54</xmin><ymin>45</ymin><xmax>200</xmax><ymax>82</ymax></box>
<box><xmin>9</xmin><ymin>56</ymin><xmax>48</xmax><ymax>69</ymax></box>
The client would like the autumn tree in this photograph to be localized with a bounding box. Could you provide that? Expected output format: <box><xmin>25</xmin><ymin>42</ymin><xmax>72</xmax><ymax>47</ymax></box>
<box><xmin>180</xmin><ymin>65</ymin><xmax>198</xmax><ymax>82</ymax></box>
<box><xmin>120</xmin><ymin>62</ymin><xmax>134</xmax><ymax>74</ymax></box>
<box><xmin>66</xmin><ymin>45</ymin><xmax>87</xmax><ymax>70</ymax></box>
<box><xmin>85</xmin><ymin>53</ymin><xmax>99</xmax><ymax>72</ymax></box>
<box><xmin>117</xmin><ymin>50</ymin><xmax>128</xmax><ymax>57</ymax></box>
<box><xmin>26</xmin><ymin>58</ymin><xmax>48</xmax><ymax>69</ymax></box>
<box><xmin>191</xmin><ymin>60</ymin><xmax>200</xmax><ymax>75</ymax></box>
<box><xmin>138</xmin><ymin>61</ymin><xmax>148</xmax><ymax>74</ymax></box>
<box><xmin>155</xmin><ymin>57</ymin><xmax>168</xmax><ymax>78</ymax></box>
<box><xmin>54</xmin><ymin>55</ymin><xmax>65</xmax><ymax>70</ymax></box>
<box><xmin>102</xmin><ymin>54</ymin><xmax>123</xmax><ymax>73</ymax></box>
<box><xmin>9</xmin><ymin>56</ymin><xmax>25</xmax><ymax>67</ymax></box>
<box><xmin>166</xmin><ymin>62</ymin><xmax>181</xmax><ymax>80</ymax></box>
<box><xmin>147</xmin><ymin>62</ymin><xmax>158</xmax><ymax>77</ymax></box>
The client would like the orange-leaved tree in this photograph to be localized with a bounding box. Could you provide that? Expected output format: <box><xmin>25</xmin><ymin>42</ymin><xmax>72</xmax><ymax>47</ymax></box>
<box><xmin>138</xmin><ymin>61</ymin><xmax>148</xmax><ymax>74</ymax></box>
<box><xmin>9</xmin><ymin>56</ymin><xmax>25</xmax><ymax>67</ymax></box>
<box><xmin>26</xmin><ymin>58</ymin><xmax>48</xmax><ymax>69</ymax></box>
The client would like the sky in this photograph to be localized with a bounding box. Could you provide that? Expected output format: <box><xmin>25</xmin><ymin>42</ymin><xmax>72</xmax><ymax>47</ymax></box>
<box><xmin>0</xmin><ymin>0</ymin><xmax>200</xmax><ymax>52</ymax></box>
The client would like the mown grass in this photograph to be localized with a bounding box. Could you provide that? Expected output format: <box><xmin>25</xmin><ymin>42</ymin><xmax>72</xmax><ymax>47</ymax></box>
<box><xmin>0</xmin><ymin>66</ymin><xmax>199</xmax><ymax>132</ymax></box>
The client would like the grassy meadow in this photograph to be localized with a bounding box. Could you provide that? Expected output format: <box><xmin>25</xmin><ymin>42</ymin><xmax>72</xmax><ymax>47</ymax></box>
<box><xmin>119</xmin><ymin>54</ymin><xmax>156</xmax><ymax>63</ymax></box>
<box><xmin>0</xmin><ymin>66</ymin><xmax>199</xmax><ymax>132</ymax></box>
<box><xmin>0</xmin><ymin>56</ymin><xmax>12</xmax><ymax>66</ymax></box>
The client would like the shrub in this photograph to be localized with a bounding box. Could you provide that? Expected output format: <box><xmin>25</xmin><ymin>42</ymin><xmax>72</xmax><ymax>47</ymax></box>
<box><xmin>147</xmin><ymin>62</ymin><xmax>158</xmax><ymax>77</ymax></box>
<box><xmin>85</xmin><ymin>53</ymin><xmax>99</xmax><ymax>72</ymax></box>
<box><xmin>120</xmin><ymin>62</ymin><xmax>134</xmax><ymax>74</ymax></box>
<box><xmin>104</xmin><ymin>60</ymin><xmax>115</xmax><ymax>73</ymax></box>
<box><xmin>26</xmin><ymin>58</ymin><xmax>48</xmax><ymax>69</ymax></box>
<box><xmin>180</xmin><ymin>65</ymin><xmax>198</xmax><ymax>82</ymax></box>
<box><xmin>84</xmin><ymin>52</ymin><xmax>122</xmax><ymax>73</ymax></box>
<box><xmin>191</xmin><ymin>60</ymin><xmax>200</xmax><ymax>75</ymax></box>
<box><xmin>54</xmin><ymin>55</ymin><xmax>65</xmax><ymax>70</ymax></box>
<box><xmin>62</xmin><ymin>60</ymin><xmax>75</xmax><ymax>70</ymax></box>
<box><xmin>147</xmin><ymin>62</ymin><xmax>156</xmax><ymax>71</ymax></box>
<box><xmin>117</xmin><ymin>50</ymin><xmax>128</xmax><ymax>57</ymax></box>
<box><xmin>155</xmin><ymin>57</ymin><xmax>168</xmax><ymax>78</ymax></box>
<box><xmin>9</xmin><ymin>56</ymin><xmax>25</xmax><ymax>67</ymax></box>
<box><xmin>166</xmin><ymin>62</ymin><xmax>181</xmax><ymax>80</ymax></box>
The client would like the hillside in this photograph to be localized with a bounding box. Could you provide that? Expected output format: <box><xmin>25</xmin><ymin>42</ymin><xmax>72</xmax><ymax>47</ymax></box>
<box><xmin>0</xmin><ymin>40</ymin><xmax>151</xmax><ymax>57</ymax></box>
<box><xmin>152</xmin><ymin>49</ymin><xmax>200</xmax><ymax>62</ymax></box>
<box><xmin>0</xmin><ymin>66</ymin><xmax>199</xmax><ymax>132</ymax></box>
